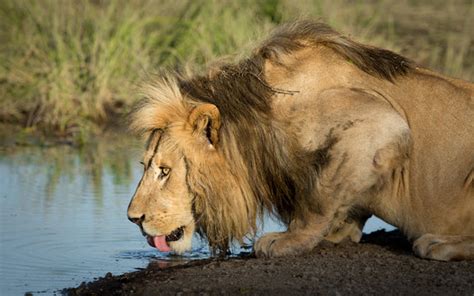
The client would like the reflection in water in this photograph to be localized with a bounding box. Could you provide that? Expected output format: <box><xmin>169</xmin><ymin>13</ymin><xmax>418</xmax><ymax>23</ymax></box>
<box><xmin>0</xmin><ymin>136</ymin><xmax>394</xmax><ymax>295</ymax></box>
<box><xmin>1</xmin><ymin>136</ymin><xmax>136</xmax><ymax>204</ymax></box>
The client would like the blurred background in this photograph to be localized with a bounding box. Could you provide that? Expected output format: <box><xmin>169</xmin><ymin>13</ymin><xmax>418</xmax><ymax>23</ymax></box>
<box><xmin>0</xmin><ymin>1</ymin><xmax>472</xmax><ymax>294</ymax></box>
<box><xmin>0</xmin><ymin>0</ymin><xmax>473</xmax><ymax>142</ymax></box>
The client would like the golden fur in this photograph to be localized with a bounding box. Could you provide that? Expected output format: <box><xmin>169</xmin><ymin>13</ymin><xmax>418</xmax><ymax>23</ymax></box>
<box><xmin>128</xmin><ymin>21</ymin><xmax>474</xmax><ymax>260</ymax></box>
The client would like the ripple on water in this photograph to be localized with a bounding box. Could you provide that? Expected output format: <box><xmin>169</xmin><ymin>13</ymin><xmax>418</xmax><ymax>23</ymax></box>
<box><xmin>117</xmin><ymin>245</ymin><xmax>211</xmax><ymax>262</ymax></box>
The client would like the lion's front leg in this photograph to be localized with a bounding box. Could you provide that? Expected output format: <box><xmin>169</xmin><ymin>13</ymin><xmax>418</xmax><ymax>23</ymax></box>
<box><xmin>325</xmin><ymin>215</ymin><xmax>369</xmax><ymax>244</ymax></box>
<box><xmin>254</xmin><ymin>231</ymin><xmax>320</xmax><ymax>258</ymax></box>
<box><xmin>254</xmin><ymin>214</ymin><xmax>330</xmax><ymax>258</ymax></box>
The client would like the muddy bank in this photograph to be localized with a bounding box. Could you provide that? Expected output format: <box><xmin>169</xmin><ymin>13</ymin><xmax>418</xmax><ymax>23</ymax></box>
<box><xmin>67</xmin><ymin>231</ymin><xmax>474</xmax><ymax>295</ymax></box>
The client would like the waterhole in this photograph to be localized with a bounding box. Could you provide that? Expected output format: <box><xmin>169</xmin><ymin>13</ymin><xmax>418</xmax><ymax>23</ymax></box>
<box><xmin>0</xmin><ymin>138</ymin><xmax>393</xmax><ymax>295</ymax></box>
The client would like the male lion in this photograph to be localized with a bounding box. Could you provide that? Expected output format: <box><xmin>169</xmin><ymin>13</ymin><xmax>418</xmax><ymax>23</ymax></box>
<box><xmin>128</xmin><ymin>21</ymin><xmax>474</xmax><ymax>261</ymax></box>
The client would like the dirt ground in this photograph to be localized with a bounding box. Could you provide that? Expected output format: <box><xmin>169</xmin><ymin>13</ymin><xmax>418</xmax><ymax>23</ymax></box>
<box><xmin>66</xmin><ymin>230</ymin><xmax>474</xmax><ymax>295</ymax></box>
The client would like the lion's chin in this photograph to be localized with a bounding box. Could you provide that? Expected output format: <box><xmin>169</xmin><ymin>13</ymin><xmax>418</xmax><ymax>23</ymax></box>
<box><xmin>168</xmin><ymin>235</ymin><xmax>193</xmax><ymax>254</ymax></box>
<box><xmin>169</xmin><ymin>225</ymin><xmax>194</xmax><ymax>254</ymax></box>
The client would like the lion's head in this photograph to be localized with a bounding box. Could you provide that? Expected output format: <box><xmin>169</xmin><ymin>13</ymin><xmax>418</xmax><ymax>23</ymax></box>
<box><xmin>127</xmin><ymin>71</ymin><xmax>317</xmax><ymax>254</ymax></box>
<box><xmin>127</xmin><ymin>79</ymin><xmax>262</xmax><ymax>254</ymax></box>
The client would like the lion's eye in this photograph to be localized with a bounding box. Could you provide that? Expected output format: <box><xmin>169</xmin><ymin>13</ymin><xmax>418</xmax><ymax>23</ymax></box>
<box><xmin>139</xmin><ymin>161</ymin><xmax>145</xmax><ymax>166</ymax></box>
<box><xmin>160</xmin><ymin>167</ymin><xmax>171</xmax><ymax>178</ymax></box>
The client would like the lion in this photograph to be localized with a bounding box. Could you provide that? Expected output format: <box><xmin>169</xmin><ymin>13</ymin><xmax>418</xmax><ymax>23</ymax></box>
<box><xmin>127</xmin><ymin>21</ymin><xmax>474</xmax><ymax>261</ymax></box>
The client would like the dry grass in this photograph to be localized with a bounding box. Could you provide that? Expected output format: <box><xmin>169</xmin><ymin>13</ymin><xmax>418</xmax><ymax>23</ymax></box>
<box><xmin>0</xmin><ymin>0</ymin><xmax>472</xmax><ymax>140</ymax></box>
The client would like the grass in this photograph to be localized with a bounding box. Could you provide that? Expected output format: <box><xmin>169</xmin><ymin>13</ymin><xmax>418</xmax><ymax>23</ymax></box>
<box><xmin>1</xmin><ymin>0</ymin><xmax>472</xmax><ymax>141</ymax></box>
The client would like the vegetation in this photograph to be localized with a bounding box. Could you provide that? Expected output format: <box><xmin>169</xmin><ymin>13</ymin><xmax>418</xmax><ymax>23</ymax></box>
<box><xmin>1</xmin><ymin>0</ymin><xmax>472</xmax><ymax>141</ymax></box>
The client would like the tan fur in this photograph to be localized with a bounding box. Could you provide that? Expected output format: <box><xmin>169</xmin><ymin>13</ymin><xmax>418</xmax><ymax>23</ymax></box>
<box><xmin>128</xmin><ymin>21</ymin><xmax>474</xmax><ymax>260</ymax></box>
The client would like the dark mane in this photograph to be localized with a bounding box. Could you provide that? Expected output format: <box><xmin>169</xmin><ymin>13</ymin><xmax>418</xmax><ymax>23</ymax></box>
<box><xmin>179</xmin><ymin>56</ymin><xmax>319</xmax><ymax>226</ymax></box>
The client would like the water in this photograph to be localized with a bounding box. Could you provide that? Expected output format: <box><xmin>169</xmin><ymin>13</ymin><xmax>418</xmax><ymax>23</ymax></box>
<box><xmin>0</xmin><ymin>138</ymin><xmax>393</xmax><ymax>295</ymax></box>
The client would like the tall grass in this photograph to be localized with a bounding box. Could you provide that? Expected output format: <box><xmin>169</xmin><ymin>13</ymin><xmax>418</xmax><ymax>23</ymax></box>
<box><xmin>0</xmin><ymin>0</ymin><xmax>472</xmax><ymax>139</ymax></box>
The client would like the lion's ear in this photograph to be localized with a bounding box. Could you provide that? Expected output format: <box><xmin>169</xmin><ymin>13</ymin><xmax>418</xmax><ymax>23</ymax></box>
<box><xmin>188</xmin><ymin>104</ymin><xmax>221</xmax><ymax>147</ymax></box>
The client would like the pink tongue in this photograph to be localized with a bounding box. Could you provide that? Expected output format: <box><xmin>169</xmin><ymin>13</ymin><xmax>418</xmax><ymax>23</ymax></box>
<box><xmin>153</xmin><ymin>236</ymin><xmax>171</xmax><ymax>252</ymax></box>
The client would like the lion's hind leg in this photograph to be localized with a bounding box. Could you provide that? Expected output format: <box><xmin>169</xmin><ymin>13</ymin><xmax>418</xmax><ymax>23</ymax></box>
<box><xmin>413</xmin><ymin>234</ymin><xmax>474</xmax><ymax>261</ymax></box>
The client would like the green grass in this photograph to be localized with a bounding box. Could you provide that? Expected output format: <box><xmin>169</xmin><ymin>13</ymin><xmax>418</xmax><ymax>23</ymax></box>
<box><xmin>1</xmin><ymin>0</ymin><xmax>472</xmax><ymax>140</ymax></box>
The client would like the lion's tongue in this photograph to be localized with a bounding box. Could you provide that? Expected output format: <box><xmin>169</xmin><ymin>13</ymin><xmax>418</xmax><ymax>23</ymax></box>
<box><xmin>152</xmin><ymin>236</ymin><xmax>171</xmax><ymax>252</ymax></box>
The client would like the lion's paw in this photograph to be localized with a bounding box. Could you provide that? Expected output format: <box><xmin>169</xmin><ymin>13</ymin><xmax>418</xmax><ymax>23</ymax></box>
<box><xmin>413</xmin><ymin>234</ymin><xmax>452</xmax><ymax>261</ymax></box>
<box><xmin>254</xmin><ymin>232</ymin><xmax>315</xmax><ymax>258</ymax></box>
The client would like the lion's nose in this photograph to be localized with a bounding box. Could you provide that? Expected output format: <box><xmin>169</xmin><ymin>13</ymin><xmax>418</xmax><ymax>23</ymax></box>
<box><xmin>128</xmin><ymin>214</ymin><xmax>145</xmax><ymax>225</ymax></box>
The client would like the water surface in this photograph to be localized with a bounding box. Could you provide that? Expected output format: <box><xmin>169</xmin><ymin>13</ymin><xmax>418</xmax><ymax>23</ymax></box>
<box><xmin>0</xmin><ymin>138</ymin><xmax>393</xmax><ymax>295</ymax></box>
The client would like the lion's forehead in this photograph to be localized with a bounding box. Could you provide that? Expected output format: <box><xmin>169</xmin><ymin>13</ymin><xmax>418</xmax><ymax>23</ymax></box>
<box><xmin>144</xmin><ymin>133</ymin><xmax>184</xmax><ymax>161</ymax></box>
